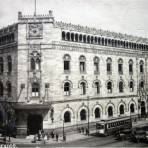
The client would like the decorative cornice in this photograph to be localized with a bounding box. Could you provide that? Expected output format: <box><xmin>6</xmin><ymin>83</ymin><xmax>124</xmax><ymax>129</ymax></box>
<box><xmin>52</xmin><ymin>41</ymin><xmax>145</xmax><ymax>58</ymax></box>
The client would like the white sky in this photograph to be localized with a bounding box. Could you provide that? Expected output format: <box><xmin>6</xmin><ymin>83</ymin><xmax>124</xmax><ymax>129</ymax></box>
<box><xmin>0</xmin><ymin>0</ymin><xmax>148</xmax><ymax>38</ymax></box>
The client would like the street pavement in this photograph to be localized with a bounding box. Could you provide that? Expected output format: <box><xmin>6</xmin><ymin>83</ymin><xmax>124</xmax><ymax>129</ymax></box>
<box><xmin>5</xmin><ymin>118</ymin><xmax>148</xmax><ymax>147</ymax></box>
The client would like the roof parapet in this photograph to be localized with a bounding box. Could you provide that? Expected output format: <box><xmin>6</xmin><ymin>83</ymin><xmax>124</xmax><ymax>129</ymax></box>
<box><xmin>18</xmin><ymin>10</ymin><xmax>54</xmax><ymax>23</ymax></box>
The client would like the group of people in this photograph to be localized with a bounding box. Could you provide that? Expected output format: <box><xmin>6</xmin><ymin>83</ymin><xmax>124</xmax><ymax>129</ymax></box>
<box><xmin>78</xmin><ymin>127</ymin><xmax>89</xmax><ymax>135</ymax></box>
<box><xmin>32</xmin><ymin>130</ymin><xmax>66</xmax><ymax>144</ymax></box>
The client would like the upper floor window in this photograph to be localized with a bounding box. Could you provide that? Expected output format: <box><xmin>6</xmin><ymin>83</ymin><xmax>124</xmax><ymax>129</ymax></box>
<box><xmin>118</xmin><ymin>58</ymin><xmax>123</xmax><ymax>75</ymax></box>
<box><xmin>79</xmin><ymin>55</ymin><xmax>86</xmax><ymax>73</ymax></box>
<box><xmin>107</xmin><ymin>81</ymin><xmax>112</xmax><ymax>93</ymax></box>
<box><xmin>32</xmin><ymin>82</ymin><xmax>40</xmax><ymax>97</ymax></box>
<box><xmin>0</xmin><ymin>82</ymin><xmax>3</xmax><ymax>97</ymax></box>
<box><xmin>6</xmin><ymin>81</ymin><xmax>11</xmax><ymax>97</ymax></box>
<box><xmin>129</xmin><ymin>81</ymin><xmax>134</xmax><ymax>92</ymax></box>
<box><xmin>119</xmin><ymin>81</ymin><xmax>124</xmax><ymax>93</ymax></box>
<box><xmin>63</xmin><ymin>54</ymin><xmax>71</xmax><ymax>72</ymax></box>
<box><xmin>94</xmin><ymin>82</ymin><xmax>100</xmax><ymax>94</ymax></box>
<box><xmin>140</xmin><ymin>60</ymin><xmax>144</xmax><ymax>73</ymax></box>
<box><xmin>94</xmin><ymin>56</ymin><xmax>99</xmax><ymax>74</ymax></box>
<box><xmin>64</xmin><ymin>82</ymin><xmax>71</xmax><ymax>96</ymax></box>
<box><xmin>7</xmin><ymin>56</ymin><xmax>12</xmax><ymax>74</ymax></box>
<box><xmin>0</xmin><ymin>58</ymin><xmax>3</xmax><ymax>74</ymax></box>
<box><xmin>139</xmin><ymin>80</ymin><xmax>144</xmax><ymax>90</ymax></box>
<box><xmin>30</xmin><ymin>52</ymin><xmax>41</xmax><ymax>71</ymax></box>
<box><xmin>129</xmin><ymin>59</ymin><xmax>133</xmax><ymax>75</ymax></box>
<box><xmin>106</xmin><ymin>58</ymin><xmax>112</xmax><ymax>75</ymax></box>
<box><xmin>80</xmin><ymin>81</ymin><xmax>86</xmax><ymax>95</ymax></box>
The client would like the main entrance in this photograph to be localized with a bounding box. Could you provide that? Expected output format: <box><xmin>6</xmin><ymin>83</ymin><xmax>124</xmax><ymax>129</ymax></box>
<box><xmin>27</xmin><ymin>114</ymin><xmax>43</xmax><ymax>135</ymax></box>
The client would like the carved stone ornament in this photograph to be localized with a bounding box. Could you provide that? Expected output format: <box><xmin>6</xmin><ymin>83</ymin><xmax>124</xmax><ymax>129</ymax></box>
<box><xmin>28</xmin><ymin>23</ymin><xmax>43</xmax><ymax>38</ymax></box>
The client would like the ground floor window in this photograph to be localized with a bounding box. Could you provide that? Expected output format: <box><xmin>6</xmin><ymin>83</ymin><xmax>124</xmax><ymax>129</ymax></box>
<box><xmin>64</xmin><ymin>111</ymin><xmax>71</xmax><ymax>123</ymax></box>
<box><xmin>130</xmin><ymin>103</ymin><xmax>135</xmax><ymax>113</ymax></box>
<box><xmin>108</xmin><ymin>106</ymin><xmax>113</xmax><ymax>117</ymax></box>
<box><xmin>119</xmin><ymin>105</ymin><xmax>124</xmax><ymax>115</ymax></box>
<box><xmin>80</xmin><ymin>109</ymin><xmax>86</xmax><ymax>121</ymax></box>
<box><xmin>95</xmin><ymin>108</ymin><xmax>100</xmax><ymax>118</ymax></box>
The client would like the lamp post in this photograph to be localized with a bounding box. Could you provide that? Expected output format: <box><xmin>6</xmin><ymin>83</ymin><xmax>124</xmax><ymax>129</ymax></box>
<box><xmin>87</xmin><ymin>96</ymin><xmax>90</xmax><ymax>136</ymax></box>
<box><xmin>63</xmin><ymin>119</ymin><xmax>65</xmax><ymax>141</ymax></box>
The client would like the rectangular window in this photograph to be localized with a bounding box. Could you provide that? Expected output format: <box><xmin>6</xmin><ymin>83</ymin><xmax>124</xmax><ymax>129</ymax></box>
<box><xmin>94</xmin><ymin>62</ymin><xmax>99</xmax><ymax>74</ymax></box>
<box><xmin>80</xmin><ymin>62</ymin><xmax>85</xmax><ymax>72</ymax></box>
<box><xmin>64</xmin><ymin>61</ymin><xmax>70</xmax><ymax>71</ymax></box>
<box><xmin>129</xmin><ymin>65</ymin><xmax>133</xmax><ymax>74</ymax></box>
<box><xmin>140</xmin><ymin>65</ymin><xmax>144</xmax><ymax>73</ymax></box>
<box><xmin>107</xmin><ymin>63</ymin><xmax>111</xmax><ymax>74</ymax></box>
<box><xmin>118</xmin><ymin>64</ymin><xmax>123</xmax><ymax>74</ymax></box>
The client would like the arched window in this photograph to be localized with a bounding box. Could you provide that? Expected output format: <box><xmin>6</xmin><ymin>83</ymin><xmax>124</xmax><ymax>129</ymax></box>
<box><xmin>119</xmin><ymin>105</ymin><xmax>124</xmax><ymax>115</ymax></box>
<box><xmin>0</xmin><ymin>58</ymin><xmax>3</xmax><ymax>74</ymax></box>
<box><xmin>79</xmin><ymin>34</ymin><xmax>82</xmax><ymax>42</ymax></box>
<box><xmin>91</xmin><ymin>36</ymin><xmax>94</xmax><ymax>44</ymax></box>
<box><xmin>107</xmin><ymin>81</ymin><xmax>112</xmax><ymax>93</ymax></box>
<box><xmin>64</xmin><ymin>111</ymin><xmax>71</xmax><ymax>123</ymax></box>
<box><xmin>108</xmin><ymin>106</ymin><xmax>113</xmax><ymax>117</ymax></box>
<box><xmin>7</xmin><ymin>56</ymin><xmax>12</xmax><ymax>74</ymax></box>
<box><xmin>71</xmin><ymin>33</ymin><xmax>74</xmax><ymax>41</ymax></box>
<box><xmin>64</xmin><ymin>82</ymin><xmax>70</xmax><ymax>96</ymax></box>
<box><xmin>62</xmin><ymin>31</ymin><xmax>66</xmax><ymax>40</ymax></box>
<box><xmin>0</xmin><ymin>82</ymin><xmax>3</xmax><ymax>97</ymax></box>
<box><xmin>130</xmin><ymin>103</ymin><xmax>135</xmax><ymax>114</ymax></box>
<box><xmin>129</xmin><ymin>81</ymin><xmax>134</xmax><ymax>92</ymax></box>
<box><xmin>139</xmin><ymin>81</ymin><xmax>144</xmax><ymax>90</ymax></box>
<box><xmin>7</xmin><ymin>81</ymin><xmax>11</xmax><ymax>97</ymax></box>
<box><xmin>140</xmin><ymin>60</ymin><xmax>144</xmax><ymax>73</ymax></box>
<box><xmin>119</xmin><ymin>81</ymin><xmax>124</xmax><ymax>93</ymax></box>
<box><xmin>118</xmin><ymin>58</ymin><xmax>123</xmax><ymax>74</ymax></box>
<box><xmin>80</xmin><ymin>109</ymin><xmax>86</xmax><ymax>121</ymax></box>
<box><xmin>80</xmin><ymin>82</ymin><xmax>86</xmax><ymax>95</ymax></box>
<box><xmin>79</xmin><ymin>55</ymin><xmax>86</xmax><ymax>73</ymax></box>
<box><xmin>106</xmin><ymin>58</ymin><xmax>112</xmax><ymax>74</ymax></box>
<box><xmin>63</xmin><ymin>54</ymin><xmax>71</xmax><ymax>72</ymax></box>
<box><xmin>75</xmin><ymin>34</ymin><xmax>78</xmax><ymax>42</ymax></box>
<box><xmin>129</xmin><ymin>59</ymin><xmax>133</xmax><ymax>75</ymax></box>
<box><xmin>83</xmin><ymin>35</ymin><xmax>86</xmax><ymax>43</ymax></box>
<box><xmin>32</xmin><ymin>82</ymin><xmax>40</xmax><ymax>97</ymax></box>
<box><xmin>95</xmin><ymin>108</ymin><xmax>100</xmax><ymax>118</ymax></box>
<box><xmin>66</xmin><ymin>32</ymin><xmax>70</xmax><ymax>41</ymax></box>
<box><xmin>94</xmin><ymin>82</ymin><xmax>100</xmax><ymax>94</ymax></box>
<box><xmin>31</xmin><ymin>58</ymin><xmax>36</xmax><ymax>70</ymax></box>
<box><xmin>87</xmin><ymin>36</ymin><xmax>90</xmax><ymax>43</ymax></box>
<box><xmin>94</xmin><ymin>56</ymin><xmax>99</xmax><ymax>74</ymax></box>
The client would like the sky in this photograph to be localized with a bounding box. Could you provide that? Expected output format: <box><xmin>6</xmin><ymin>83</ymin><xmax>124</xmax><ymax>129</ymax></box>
<box><xmin>0</xmin><ymin>0</ymin><xmax>148</xmax><ymax>38</ymax></box>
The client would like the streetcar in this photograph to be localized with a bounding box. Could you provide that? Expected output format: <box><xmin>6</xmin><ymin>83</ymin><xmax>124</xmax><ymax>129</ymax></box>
<box><xmin>96</xmin><ymin>116</ymin><xmax>132</xmax><ymax>136</ymax></box>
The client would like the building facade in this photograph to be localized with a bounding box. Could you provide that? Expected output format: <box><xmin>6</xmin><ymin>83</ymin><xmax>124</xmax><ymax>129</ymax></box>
<box><xmin>0</xmin><ymin>11</ymin><xmax>148</xmax><ymax>135</ymax></box>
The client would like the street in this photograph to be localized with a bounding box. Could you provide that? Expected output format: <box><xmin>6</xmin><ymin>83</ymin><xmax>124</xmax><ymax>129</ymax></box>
<box><xmin>16</xmin><ymin>135</ymin><xmax>148</xmax><ymax>147</ymax></box>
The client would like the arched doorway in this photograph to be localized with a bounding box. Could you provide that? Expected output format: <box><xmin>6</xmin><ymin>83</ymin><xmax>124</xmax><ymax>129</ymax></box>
<box><xmin>27</xmin><ymin>114</ymin><xmax>43</xmax><ymax>135</ymax></box>
<box><xmin>141</xmin><ymin>101</ymin><xmax>146</xmax><ymax>117</ymax></box>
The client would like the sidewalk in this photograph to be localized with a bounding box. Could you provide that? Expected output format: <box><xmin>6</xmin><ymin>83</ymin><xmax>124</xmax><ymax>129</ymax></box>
<box><xmin>10</xmin><ymin>132</ymin><xmax>90</xmax><ymax>146</ymax></box>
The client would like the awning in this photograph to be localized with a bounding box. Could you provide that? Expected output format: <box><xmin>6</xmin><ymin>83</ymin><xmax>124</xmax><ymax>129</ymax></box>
<box><xmin>14</xmin><ymin>103</ymin><xmax>51</xmax><ymax>110</ymax></box>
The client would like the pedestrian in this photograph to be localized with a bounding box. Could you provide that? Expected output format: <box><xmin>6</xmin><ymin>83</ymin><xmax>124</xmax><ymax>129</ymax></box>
<box><xmin>51</xmin><ymin>130</ymin><xmax>55</xmax><ymax>139</ymax></box>
<box><xmin>63</xmin><ymin>133</ymin><xmax>66</xmax><ymax>142</ymax></box>
<box><xmin>56</xmin><ymin>133</ymin><xmax>59</xmax><ymax>141</ymax></box>
<box><xmin>47</xmin><ymin>132</ymin><xmax>50</xmax><ymax>140</ymax></box>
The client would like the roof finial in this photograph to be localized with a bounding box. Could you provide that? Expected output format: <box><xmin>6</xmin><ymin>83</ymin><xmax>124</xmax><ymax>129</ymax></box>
<box><xmin>34</xmin><ymin>0</ymin><xmax>36</xmax><ymax>16</ymax></box>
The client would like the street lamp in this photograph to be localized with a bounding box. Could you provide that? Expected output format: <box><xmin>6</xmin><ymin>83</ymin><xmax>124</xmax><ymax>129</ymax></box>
<box><xmin>87</xmin><ymin>96</ymin><xmax>90</xmax><ymax>136</ymax></box>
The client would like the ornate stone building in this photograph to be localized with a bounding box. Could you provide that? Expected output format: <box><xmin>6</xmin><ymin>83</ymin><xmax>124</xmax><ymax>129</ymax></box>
<box><xmin>0</xmin><ymin>11</ymin><xmax>148</xmax><ymax>135</ymax></box>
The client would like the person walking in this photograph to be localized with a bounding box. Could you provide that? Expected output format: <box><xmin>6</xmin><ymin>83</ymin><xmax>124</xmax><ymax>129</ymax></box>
<box><xmin>56</xmin><ymin>133</ymin><xmax>59</xmax><ymax>142</ymax></box>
